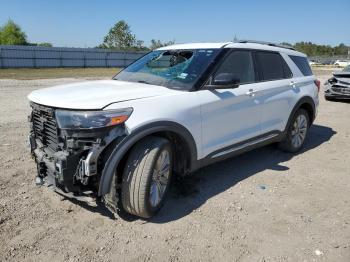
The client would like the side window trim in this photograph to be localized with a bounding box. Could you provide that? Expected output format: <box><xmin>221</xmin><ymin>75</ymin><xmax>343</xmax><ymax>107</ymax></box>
<box><xmin>252</xmin><ymin>51</ymin><xmax>263</xmax><ymax>82</ymax></box>
<box><xmin>281</xmin><ymin>55</ymin><xmax>293</xmax><ymax>79</ymax></box>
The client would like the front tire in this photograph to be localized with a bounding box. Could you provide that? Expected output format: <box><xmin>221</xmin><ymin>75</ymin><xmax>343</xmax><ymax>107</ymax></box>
<box><xmin>279</xmin><ymin>109</ymin><xmax>310</xmax><ymax>153</ymax></box>
<box><xmin>121</xmin><ymin>136</ymin><xmax>172</xmax><ymax>218</ymax></box>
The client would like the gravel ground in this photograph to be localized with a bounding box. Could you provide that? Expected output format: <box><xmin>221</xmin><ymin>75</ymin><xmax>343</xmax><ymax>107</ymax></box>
<box><xmin>0</xmin><ymin>69</ymin><xmax>349</xmax><ymax>262</ymax></box>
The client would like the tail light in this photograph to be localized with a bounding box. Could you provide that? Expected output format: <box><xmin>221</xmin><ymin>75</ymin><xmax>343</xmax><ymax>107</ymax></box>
<box><xmin>314</xmin><ymin>79</ymin><xmax>321</xmax><ymax>93</ymax></box>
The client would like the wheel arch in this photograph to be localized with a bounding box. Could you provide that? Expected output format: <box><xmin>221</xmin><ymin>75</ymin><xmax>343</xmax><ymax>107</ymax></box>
<box><xmin>285</xmin><ymin>96</ymin><xmax>316</xmax><ymax>133</ymax></box>
<box><xmin>98</xmin><ymin>121</ymin><xmax>198</xmax><ymax>196</ymax></box>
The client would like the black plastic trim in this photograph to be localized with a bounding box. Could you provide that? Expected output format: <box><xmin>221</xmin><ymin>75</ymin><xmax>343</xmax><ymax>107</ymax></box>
<box><xmin>98</xmin><ymin>121</ymin><xmax>198</xmax><ymax>195</ymax></box>
<box><xmin>199</xmin><ymin>131</ymin><xmax>284</xmax><ymax>168</ymax></box>
<box><xmin>286</xmin><ymin>96</ymin><xmax>316</xmax><ymax>127</ymax></box>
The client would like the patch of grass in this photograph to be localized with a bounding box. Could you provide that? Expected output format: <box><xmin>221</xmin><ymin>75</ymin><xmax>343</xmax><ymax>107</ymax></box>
<box><xmin>0</xmin><ymin>68</ymin><xmax>121</xmax><ymax>80</ymax></box>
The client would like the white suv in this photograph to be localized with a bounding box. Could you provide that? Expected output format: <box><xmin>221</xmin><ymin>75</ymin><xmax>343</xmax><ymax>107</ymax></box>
<box><xmin>28</xmin><ymin>41</ymin><xmax>320</xmax><ymax>218</ymax></box>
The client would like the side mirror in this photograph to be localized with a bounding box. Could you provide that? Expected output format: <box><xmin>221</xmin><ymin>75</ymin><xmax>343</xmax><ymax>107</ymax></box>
<box><xmin>206</xmin><ymin>73</ymin><xmax>240</xmax><ymax>89</ymax></box>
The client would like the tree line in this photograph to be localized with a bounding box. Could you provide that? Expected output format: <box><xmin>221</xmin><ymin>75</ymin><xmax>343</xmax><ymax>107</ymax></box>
<box><xmin>0</xmin><ymin>19</ymin><xmax>52</xmax><ymax>47</ymax></box>
<box><xmin>281</xmin><ymin>41</ymin><xmax>349</xmax><ymax>57</ymax></box>
<box><xmin>0</xmin><ymin>19</ymin><xmax>349</xmax><ymax>56</ymax></box>
<box><xmin>97</xmin><ymin>20</ymin><xmax>175</xmax><ymax>50</ymax></box>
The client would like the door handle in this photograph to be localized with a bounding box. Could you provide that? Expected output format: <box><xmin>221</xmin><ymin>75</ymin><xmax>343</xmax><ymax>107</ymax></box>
<box><xmin>290</xmin><ymin>81</ymin><xmax>297</xmax><ymax>88</ymax></box>
<box><xmin>246</xmin><ymin>89</ymin><xmax>257</xmax><ymax>96</ymax></box>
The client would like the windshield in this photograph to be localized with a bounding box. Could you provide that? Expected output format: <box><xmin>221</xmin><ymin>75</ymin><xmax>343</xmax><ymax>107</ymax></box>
<box><xmin>343</xmin><ymin>65</ymin><xmax>350</xmax><ymax>72</ymax></box>
<box><xmin>113</xmin><ymin>49</ymin><xmax>220</xmax><ymax>90</ymax></box>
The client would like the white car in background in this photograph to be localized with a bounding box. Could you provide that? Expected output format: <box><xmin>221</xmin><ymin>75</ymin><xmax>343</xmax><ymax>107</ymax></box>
<box><xmin>27</xmin><ymin>41</ymin><xmax>320</xmax><ymax>218</ymax></box>
<box><xmin>309</xmin><ymin>60</ymin><xmax>317</xmax><ymax>66</ymax></box>
<box><xmin>334</xmin><ymin>60</ymin><xmax>350</xmax><ymax>67</ymax></box>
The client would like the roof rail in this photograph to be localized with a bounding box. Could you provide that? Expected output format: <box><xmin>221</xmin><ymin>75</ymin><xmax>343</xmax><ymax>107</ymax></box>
<box><xmin>236</xmin><ymin>40</ymin><xmax>295</xmax><ymax>51</ymax></box>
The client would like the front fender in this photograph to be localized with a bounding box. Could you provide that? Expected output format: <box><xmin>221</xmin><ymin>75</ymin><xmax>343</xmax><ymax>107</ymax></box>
<box><xmin>98</xmin><ymin>121</ymin><xmax>198</xmax><ymax>196</ymax></box>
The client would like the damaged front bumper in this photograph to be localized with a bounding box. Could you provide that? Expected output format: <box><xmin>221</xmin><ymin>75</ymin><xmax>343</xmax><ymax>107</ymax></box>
<box><xmin>29</xmin><ymin>103</ymin><xmax>126</xmax><ymax>197</ymax></box>
<box><xmin>324</xmin><ymin>73</ymin><xmax>350</xmax><ymax>99</ymax></box>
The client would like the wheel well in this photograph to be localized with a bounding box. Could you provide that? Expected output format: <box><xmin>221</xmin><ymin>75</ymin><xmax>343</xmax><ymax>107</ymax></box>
<box><xmin>115</xmin><ymin>131</ymin><xmax>192</xmax><ymax>185</ymax></box>
<box><xmin>299</xmin><ymin>102</ymin><xmax>314</xmax><ymax>125</ymax></box>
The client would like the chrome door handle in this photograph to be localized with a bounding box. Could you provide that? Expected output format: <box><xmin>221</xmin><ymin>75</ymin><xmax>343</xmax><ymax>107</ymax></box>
<box><xmin>246</xmin><ymin>89</ymin><xmax>257</xmax><ymax>96</ymax></box>
<box><xmin>290</xmin><ymin>81</ymin><xmax>297</xmax><ymax>88</ymax></box>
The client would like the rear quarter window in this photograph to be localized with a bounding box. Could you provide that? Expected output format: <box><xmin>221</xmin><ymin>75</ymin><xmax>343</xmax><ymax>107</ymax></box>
<box><xmin>289</xmin><ymin>55</ymin><xmax>313</xmax><ymax>76</ymax></box>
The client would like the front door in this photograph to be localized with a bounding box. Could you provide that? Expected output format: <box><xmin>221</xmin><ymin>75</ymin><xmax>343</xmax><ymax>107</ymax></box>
<box><xmin>198</xmin><ymin>50</ymin><xmax>262</xmax><ymax>158</ymax></box>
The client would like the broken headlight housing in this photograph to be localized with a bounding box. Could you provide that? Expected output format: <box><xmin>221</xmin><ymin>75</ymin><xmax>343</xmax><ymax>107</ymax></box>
<box><xmin>56</xmin><ymin>108</ymin><xmax>133</xmax><ymax>130</ymax></box>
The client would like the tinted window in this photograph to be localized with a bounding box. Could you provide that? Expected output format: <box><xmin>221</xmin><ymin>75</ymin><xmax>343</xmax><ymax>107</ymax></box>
<box><xmin>256</xmin><ymin>52</ymin><xmax>291</xmax><ymax>81</ymax></box>
<box><xmin>289</xmin><ymin>55</ymin><xmax>313</xmax><ymax>76</ymax></box>
<box><xmin>282</xmin><ymin>59</ymin><xmax>293</xmax><ymax>78</ymax></box>
<box><xmin>213</xmin><ymin>51</ymin><xmax>255</xmax><ymax>84</ymax></box>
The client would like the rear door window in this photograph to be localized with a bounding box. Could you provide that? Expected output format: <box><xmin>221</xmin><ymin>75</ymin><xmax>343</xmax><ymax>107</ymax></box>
<box><xmin>289</xmin><ymin>55</ymin><xmax>313</xmax><ymax>76</ymax></box>
<box><xmin>213</xmin><ymin>50</ymin><xmax>255</xmax><ymax>85</ymax></box>
<box><xmin>256</xmin><ymin>51</ymin><xmax>292</xmax><ymax>81</ymax></box>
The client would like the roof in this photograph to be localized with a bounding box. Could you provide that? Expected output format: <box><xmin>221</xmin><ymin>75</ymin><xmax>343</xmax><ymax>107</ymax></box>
<box><xmin>157</xmin><ymin>41</ymin><xmax>305</xmax><ymax>56</ymax></box>
<box><xmin>156</xmin><ymin>42</ymin><xmax>230</xmax><ymax>50</ymax></box>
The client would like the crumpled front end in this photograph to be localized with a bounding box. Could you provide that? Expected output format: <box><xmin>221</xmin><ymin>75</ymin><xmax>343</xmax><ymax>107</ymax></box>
<box><xmin>28</xmin><ymin>103</ymin><xmax>126</xmax><ymax>197</ymax></box>
<box><xmin>324</xmin><ymin>73</ymin><xmax>350</xmax><ymax>99</ymax></box>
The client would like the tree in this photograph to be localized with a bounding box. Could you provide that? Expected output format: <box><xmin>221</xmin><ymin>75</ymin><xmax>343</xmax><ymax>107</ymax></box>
<box><xmin>0</xmin><ymin>19</ymin><xmax>27</xmax><ymax>45</ymax></box>
<box><xmin>149</xmin><ymin>39</ymin><xmax>175</xmax><ymax>50</ymax></box>
<box><xmin>134</xmin><ymin>40</ymin><xmax>149</xmax><ymax>51</ymax></box>
<box><xmin>280</xmin><ymin>42</ymin><xmax>293</xmax><ymax>47</ymax></box>
<box><xmin>38</xmin><ymin>42</ymin><xmax>53</xmax><ymax>47</ymax></box>
<box><xmin>99</xmin><ymin>20</ymin><xmax>137</xmax><ymax>50</ymax></box>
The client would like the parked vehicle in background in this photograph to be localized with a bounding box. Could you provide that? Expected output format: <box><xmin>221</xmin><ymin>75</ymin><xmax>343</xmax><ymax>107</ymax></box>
<box><xmin>321</xmin><ymin>60</ymin><xmax>335</xmax><ymax>65</ymax></box>
<box><xmin>325</xmin><ymin>65</ymin><xmax>350</xmax><ymax>100</ymax></box>
<box><xmin>27</xmin><ymin>40</ymin><xmax>319</xmax><ymax>218</ymax></box>
<box><xmin>334</xmin><ymin>60</ymin><xmax>350</xmax><ymax>67</ymax></box>
<box><xmin>309</xmin><ymin>60</ymin><xmax>317</xmax><ymax>66</ymax></box>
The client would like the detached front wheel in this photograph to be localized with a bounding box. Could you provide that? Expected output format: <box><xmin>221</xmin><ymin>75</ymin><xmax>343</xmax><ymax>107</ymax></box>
<box><xmin>121</xmin><ymin>136</ymin><xmax>172</xmax><ymax>218</ymax></box>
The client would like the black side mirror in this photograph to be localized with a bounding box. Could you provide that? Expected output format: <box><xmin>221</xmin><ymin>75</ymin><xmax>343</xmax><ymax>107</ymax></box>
<box><xmin>206</xmin><ymin>73</ymin><xmax>240</xmax><ymax>89</ymax></box>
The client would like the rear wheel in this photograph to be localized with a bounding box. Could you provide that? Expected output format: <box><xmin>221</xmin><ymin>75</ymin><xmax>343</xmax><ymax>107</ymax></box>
<box><xmin>121</xmin><ymin>136</ymin><xmax>172</xmax><ymax>218</ymax></box>
<box><xmin>279</xmin><ymin>109</ymin><xmax>309</xmax><ymax>153</ymax></box>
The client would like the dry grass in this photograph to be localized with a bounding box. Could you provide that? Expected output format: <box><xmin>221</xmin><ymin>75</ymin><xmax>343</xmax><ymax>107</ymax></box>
<box><xmin>0</xmin><ymin>68</ymin><xmax>121</xmax><ymax>80</ymax></box>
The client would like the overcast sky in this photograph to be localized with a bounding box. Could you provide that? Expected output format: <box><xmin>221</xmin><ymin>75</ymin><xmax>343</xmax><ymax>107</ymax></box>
<box><xmin>1</xmin><ymin>0</ymin><xmax>349</xmax><ymax>48</ymax></box>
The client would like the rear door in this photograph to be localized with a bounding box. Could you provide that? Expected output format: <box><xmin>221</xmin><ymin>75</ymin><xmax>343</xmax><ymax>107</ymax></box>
<box><xmin>198</xmin><ymin>49</ymin><xmax>262</xmax><ymax>158</ymax></box>
<box><xmin>254</xmin><ymin>51</ymin><xmax>295</xmax><ymax>134</ymax></box>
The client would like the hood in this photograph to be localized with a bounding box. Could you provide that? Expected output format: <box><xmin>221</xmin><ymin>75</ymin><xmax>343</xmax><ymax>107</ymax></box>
<box><xmin>28</xmin><ymin>80</ymin><xmax>176</xmax><ymax>109</ymax></box>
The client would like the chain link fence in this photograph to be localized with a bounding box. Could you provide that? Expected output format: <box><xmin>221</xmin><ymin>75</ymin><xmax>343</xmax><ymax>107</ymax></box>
<box><xmin>309</xmin><ymin>55</ymin><xmax>350</xmax><ymax>64</ymax></box>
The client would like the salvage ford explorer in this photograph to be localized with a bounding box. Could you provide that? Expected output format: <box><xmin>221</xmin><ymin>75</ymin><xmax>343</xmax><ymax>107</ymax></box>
<box><xmin>28</xmin><ymin>41</ymin><xmax>319</xmax><ymax>218</ymax></box>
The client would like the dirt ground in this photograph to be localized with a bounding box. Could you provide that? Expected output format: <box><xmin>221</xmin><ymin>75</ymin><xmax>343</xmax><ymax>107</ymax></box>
<box><xmin>0</xmin><ymin>69</ymin><xmax>349</xmax><ymax>262</ymax></box>
<box><xmin>0</xmin><ymin>68</ymin><xmax>120</xmax><ymax>80</ymax></box>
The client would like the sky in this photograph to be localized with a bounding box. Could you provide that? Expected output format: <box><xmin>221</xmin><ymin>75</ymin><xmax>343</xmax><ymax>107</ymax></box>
<box><xmin>1</xmin><ymin>0</ymin><xmax>349</xmax><ymax>48</ymax></box>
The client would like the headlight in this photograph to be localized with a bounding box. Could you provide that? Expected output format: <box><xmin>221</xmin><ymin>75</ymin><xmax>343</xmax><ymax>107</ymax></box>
<box><xmin>56</xmin><ymin>108</ymin><xmax>133</xmax><ymax>129</ymax></box>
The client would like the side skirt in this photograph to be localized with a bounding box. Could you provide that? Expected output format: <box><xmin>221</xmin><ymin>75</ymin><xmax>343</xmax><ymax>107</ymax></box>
<box><xmin>198</xmin><ymin>131</ymin><xmax>285</xmax><ymax>169</ymax></box>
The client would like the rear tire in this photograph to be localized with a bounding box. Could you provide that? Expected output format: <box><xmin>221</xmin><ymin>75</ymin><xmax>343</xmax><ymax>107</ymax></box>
<box><xmin>279</xmin><ymin>109</ymin><xmax>310</xmax><ymax>153</ymax></box>
<box><xmin>121</xmin><ymin>136</ymin><xmax>172</xmax><ymax>218</ymax></box>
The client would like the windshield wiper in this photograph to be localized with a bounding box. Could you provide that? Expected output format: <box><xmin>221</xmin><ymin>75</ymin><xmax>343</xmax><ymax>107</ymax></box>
<box><xmin>137</xmin><ymin>80</ymin><xmax>152</xmax><ymax>85</ymax></box>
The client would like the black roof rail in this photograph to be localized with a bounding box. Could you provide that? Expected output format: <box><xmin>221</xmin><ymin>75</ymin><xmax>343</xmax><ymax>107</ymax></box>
<box><xmin>236</xmin><ymin>40</ymin><xmax>296</xmax><ymax>51</ymax></box>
